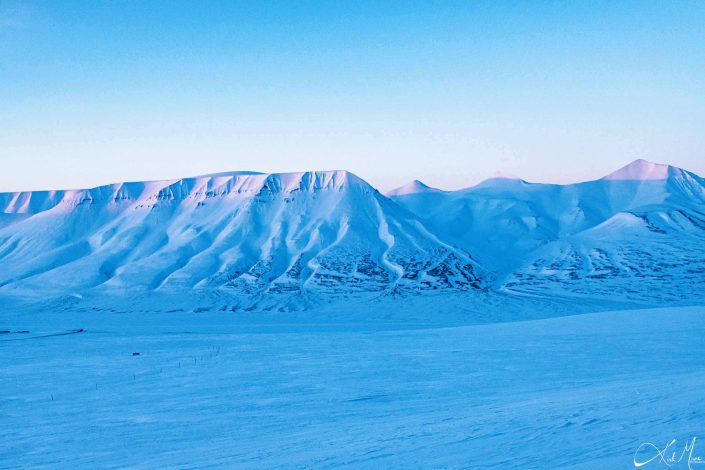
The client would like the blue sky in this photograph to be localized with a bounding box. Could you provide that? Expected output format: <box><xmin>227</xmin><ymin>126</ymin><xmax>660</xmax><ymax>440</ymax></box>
<box><xmin>1</xmin><ymin>0</ymin><xmax>704</xmax><ymax>191</ymax></box>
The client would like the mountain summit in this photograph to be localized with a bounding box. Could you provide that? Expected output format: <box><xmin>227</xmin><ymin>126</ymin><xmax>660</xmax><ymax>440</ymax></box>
<box><xmin>386</xmin><ymin>179</ymin><xmax>441</xmax><ymax>196</ymax></box>
<box><xmin>602</xmin><ymin>159</ymin><xmax>674</xmax><ymax>181</ymax></box>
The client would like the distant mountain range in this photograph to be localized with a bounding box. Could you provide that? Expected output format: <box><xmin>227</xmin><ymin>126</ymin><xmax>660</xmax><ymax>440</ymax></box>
<box><xmin>1</xmin><ymin>159</ymin><xmax>703</xmax><ymax>307</ymax></box>
<box><xmin>389</xmin><ymin>159</ymin><xmax>705</xmax><ymax>305</ymax></box>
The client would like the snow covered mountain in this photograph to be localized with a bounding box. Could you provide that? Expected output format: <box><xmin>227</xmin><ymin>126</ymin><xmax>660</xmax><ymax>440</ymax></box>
<box><xmin>0</xmin><ymin>171</ymin><xmax>482</xmax><ymax>305</ymax></box>
<box><xmin>391</xmin><ymin>159</ymin><xmax>705</xmax><ymax>304</ymax></box>
<box><xmin>1</xmin><ymin>159</ymin><xmax>702</xmax><ymax>308</ymax></box>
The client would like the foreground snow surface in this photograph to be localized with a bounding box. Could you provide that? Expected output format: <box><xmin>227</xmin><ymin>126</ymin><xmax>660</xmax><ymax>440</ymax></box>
<box><xmin>2</xmin><ymin>305</ymin><xmax>704</xmax><ymax>469</ymax></box>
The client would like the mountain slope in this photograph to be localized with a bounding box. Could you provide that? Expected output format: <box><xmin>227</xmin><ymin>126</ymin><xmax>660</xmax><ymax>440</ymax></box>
<box><xmin>0</xmin><ymin>171</ymin><xmax>483</xmax><ymax>304</ymax></box>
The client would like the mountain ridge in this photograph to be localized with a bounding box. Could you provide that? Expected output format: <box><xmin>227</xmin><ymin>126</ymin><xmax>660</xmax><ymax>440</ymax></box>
<box><xmin>0</xmin><ymin>170</ymin><xmax>370</xmax><ymax>214</ymax></box>
<box><xmin>1</xmin><ymin>161</ymin><xmax>703</xmax><ymax>308</ymax></box>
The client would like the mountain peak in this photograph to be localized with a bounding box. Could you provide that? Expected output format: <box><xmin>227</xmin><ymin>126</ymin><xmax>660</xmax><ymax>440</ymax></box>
<box><xmin>386</xmin><ymin>179</ymin><xmax>441</xmax><ymax>196</ymax></box>
<box><xmin>602</xmin><ymin>159</ymin><xmax>675</xmax><ymax>181</ymax></box>
<box><xmin>470</xmin><ymin>171</ymin><xmax>526</xmax><ymax>189</ymax></box>
<box><xmin>488</xmin><ymin>171</ymin><xmax>521</xmax><ymax>180</ymax></box>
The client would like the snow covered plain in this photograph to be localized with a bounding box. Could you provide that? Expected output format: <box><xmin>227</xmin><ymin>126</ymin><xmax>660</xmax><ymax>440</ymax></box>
<box><xmin>2</xmin><ymin>299</ymin><xmax>705</xmax><ymax>469</ymax></box>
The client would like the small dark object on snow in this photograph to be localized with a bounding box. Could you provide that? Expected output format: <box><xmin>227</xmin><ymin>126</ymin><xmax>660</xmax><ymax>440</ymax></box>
<box><xmin>132</xmin><ymin>352</ymin><xmax>141</xmax><ymax>356</ymax></box>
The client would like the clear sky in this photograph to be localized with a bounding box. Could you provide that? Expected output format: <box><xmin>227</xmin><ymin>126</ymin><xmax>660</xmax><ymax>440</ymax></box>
<box><xmin>1</xmin><ymin>0</ymin><xmax>704</xmax><ymax>192</ymax></box>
